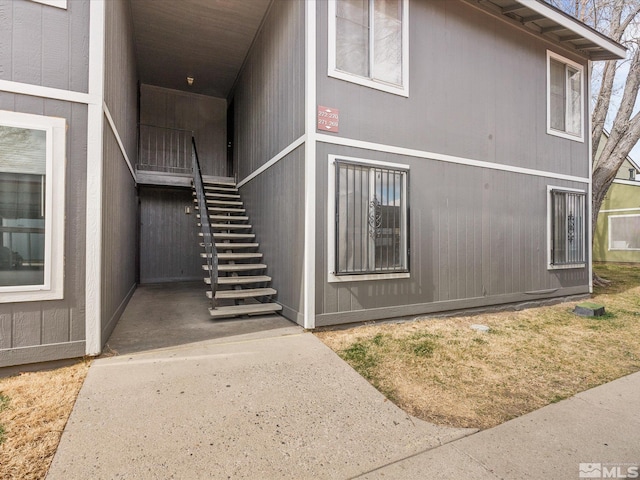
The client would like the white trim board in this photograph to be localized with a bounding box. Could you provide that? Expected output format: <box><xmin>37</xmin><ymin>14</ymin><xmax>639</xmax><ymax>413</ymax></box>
<box><xmin>85</xmin><ymin>0</ymin><xmax>106</xmax><ymax>357</ymax></box>
<box><xmin>600</xmin><ymin>207</ymin><xmax>640</xmax><ymax>213</ymax></box>
<box><xmin>587</xmin><ymin>59</ymin><xmax>593</xmax><ymax>292</ymax></box>
<box><xmin>0</xmin><ymin>79</ymin><xmax>94</xmax><ymax>105</ymax></box>
<box><xmin>236</xmin><ymin>133</ymin><xmax>592</xmax><ymax>193</ymax></box>
<box><xmin>103</xmin><ymin>103</ymin><xmax>136</xmax><ymax>182</ymax></box>
<box><xmin>303</xmin><ymin>0</ymin><xmax>317</xmax><ymax>330</ymax></box>
<box><xmin>612</xmin><ymin>179</ymin><xmax>640</xmax><ymax>187</ymax></box>
<box><xmin>316</xmin><ymin>134</ymin><xmax>590</xmax><ymax>184</ymax></box>
<box><xmin>236</xmin><ymin>135</ymin><xmax>305</xmax><ymax>188</ymax></box>
<box><xmin>30</xmin><ymin>0</ymin><xmax>67</xmax><ymax>8</ymax></box>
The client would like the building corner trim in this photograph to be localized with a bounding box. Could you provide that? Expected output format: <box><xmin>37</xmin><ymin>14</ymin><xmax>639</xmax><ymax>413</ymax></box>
<box><xmin>303</xmin><ymin>0</ymin><xmax>317</xmax><ymax>329</ymax></box>
<box><xmin>85</xmin><ymin>0</ymin><xmax>106</xmax><ymax>356</ymax></box>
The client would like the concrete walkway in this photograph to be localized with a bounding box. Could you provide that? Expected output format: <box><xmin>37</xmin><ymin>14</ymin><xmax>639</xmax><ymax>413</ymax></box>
<box><xmin>47</xmin><ymin>285</ymin><xmax>640</xmax><ymax>479</ymax></box>
<box><xmin>47</xmin><ymin>326</ymin><xmax>473</xmax><ymax>479</ymax></box>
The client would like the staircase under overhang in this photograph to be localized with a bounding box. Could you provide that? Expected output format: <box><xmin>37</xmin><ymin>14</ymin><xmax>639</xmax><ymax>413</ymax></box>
<box><xmin>194</xmin><ymin>179</ymin><xmax>282</xmax><ymax>319</ymax></box>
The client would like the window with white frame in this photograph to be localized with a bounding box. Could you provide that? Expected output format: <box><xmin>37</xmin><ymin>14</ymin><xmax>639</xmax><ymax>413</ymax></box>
<box><xmin>608</xmin><ymin>214</ymin><xmax>640</xmax><ymax>250</ymax></box>
<box><xmin>329</xmin><ymin>156</ymin><xmax>409</xmax><ymax>280</ymax></box>
<box><xmin>548</xmin><ymin>187</ymin><xmax>586</xmax><ymax>267</ymax></box>
<box><xmin>328</xmin><ymin>0</ymin><xmax>409</xmax><ymax>96</ymax></box>
<box><xmin>0</xmin><ymin>111</ymin><xmax>66</xmax><ymax>302</ymax></box>
<box><xmin>547</xmin><ymin>51</ymin><xmax>584</xmax><ymax>141</ymax></box>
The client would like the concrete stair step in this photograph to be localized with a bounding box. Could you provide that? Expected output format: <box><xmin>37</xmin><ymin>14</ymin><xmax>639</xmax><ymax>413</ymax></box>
<box><xmin>194</xmin><ymin>204</ymin><xmax>246</xmax><ymax>214</ymax></box>
<box><xmin>199</xmin><ymin>223</ymin><xmax>252</xmax><ymax>230</ymax></box>
<box><xmin>205</xmin><ymin>199</ymin><xmax>243</xmax><ymax>206</ymax></box>
<box><xmin>202</xmin><ymin>252</ymin><xmax>263</xmax><ymax>260</ymax></box>
<box><xmin>208</xmin><ymin>302</ymin><xmax>282</xmax><ymax>319</ymax></box>
<box><xmin>200</xmin><ymin>232</ymin><xmax>256</xmax><ymax>239</ymax></box>
<box><xmin>205</xmin><ymin>263</ymin><xmax>267</xmax><ymax>272</ymax></box>
<box><xmin>193</xmin><ymin>191</ymin><xmax>241</xmax><ymax>199</ymax></box>
<box><xmin>201</xmin><ymin>242</ymin><xmax>259</xmax><ymax>249</ymax></box>
<box><xmin>208</xmin><ymin>287</ymin><xmax>277</xmax><ymax>300</ymax></box>
<box><xmin>206</xmin><ymin>275</ymin><xmax>271</xmax><ymax>285</ymax></box>
<box><xmin>203</xmin><ymin>185</ymin><xmax>238</xmax><ymax>193</ymax></box>
<box><xmin>198</xmin><ymin>214</ymin><xmax>249</xmax><ymax>222</ymax></box>
<box><xmin>203</xmin><ymin>180</ymin><xmax>236</xmax><ymax>187</ymax></box>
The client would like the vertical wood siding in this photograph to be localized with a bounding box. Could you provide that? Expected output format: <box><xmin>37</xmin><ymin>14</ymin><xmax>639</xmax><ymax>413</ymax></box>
<box><xmin>232</xmin><ymin>0</ymin><xmax>305</xmax><ymax>323</ymax></box>
<box><xmin>233</xmin><ymin>0</ymin><xmax>305</xmax><ymax>181</ymax></box>
<box><xmin>316</xmin><ymin>0</ymin><xmax>590</xmax><ymax>179</ymax></box>
<box><xmin>0</xmin><ymin>93</ymin><xmax>88</xmax><ymax>367</ymax></box>
<box><xmin>139</xmin><ymin>187</ymin><xmax>202</xmax><ymax>284</ymax></box>
<box><xmin>101</xmin><ymin>0</ymin><xmax>138</xmax><ymax>344</ymax></box>
<box><xmin>0</xmin><ymin>0</ymin><xmax>89</xmax><ymax>92</ymax></box>
<box><xmin>240</xmin><ymin>148</ymin><xmax>305</xmax><ymax>323</ymax></box>
<box><xmin>139</xmin><ymin>84</ymin><xmax>227</xmax><ymax>177</ymax></box>
<box><xmin>315</xmin><ymin>144</ymin><xmax>590</xmax><ymax>325</ymax></box>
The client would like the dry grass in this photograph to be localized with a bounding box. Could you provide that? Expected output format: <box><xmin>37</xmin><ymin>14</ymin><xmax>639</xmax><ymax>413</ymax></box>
<box><xmin>316</xmin><ymin>264</ymin><xmax>640</xmax><ymax>430</ymax></box>
<box><xmin>0</xmin><ymin>361</ymin><xmax>90</xmax><ymax>480</ymax></box>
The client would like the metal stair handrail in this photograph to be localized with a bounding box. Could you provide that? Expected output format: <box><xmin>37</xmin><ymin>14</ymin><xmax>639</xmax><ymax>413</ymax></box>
<box><xmin>191</xmin><ymin>137</ymin><xmax>217</xmax><ymax>307</ymax></box>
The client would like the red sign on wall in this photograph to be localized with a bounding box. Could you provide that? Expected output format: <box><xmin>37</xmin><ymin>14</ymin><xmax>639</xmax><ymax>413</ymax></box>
<box><xmin>317</xmin><ymin>106</ymin><xmax>339</xmax><ymax>133</ymax></box>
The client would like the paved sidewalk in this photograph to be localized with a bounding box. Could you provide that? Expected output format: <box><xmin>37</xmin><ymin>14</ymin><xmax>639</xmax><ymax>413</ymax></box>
<box><xmin>358</xmin><ymin>371</ymin><xmax>640</xmax><ymax>479</ymax></box>
<box><xmin>47</xmin><ymin>326</ymin><xmax>474</xmax><ymax>479</ymax></box>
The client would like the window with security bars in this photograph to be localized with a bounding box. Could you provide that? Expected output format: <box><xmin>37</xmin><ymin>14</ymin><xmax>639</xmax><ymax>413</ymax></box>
<box><xmin>335</xmin><ymin>160</ymin><xmax>408</xmax><ymax>275</ymax></box>
<box><xmin>550</xmin><ymin>189</ymin><xmax>586</xmax><ymax>266</ymax></box>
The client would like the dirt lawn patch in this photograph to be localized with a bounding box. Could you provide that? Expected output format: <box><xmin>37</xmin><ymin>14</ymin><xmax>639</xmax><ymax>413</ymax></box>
<box><xmin>316</xmin><ymin>264</ymin><xmax>640</xmax><ymax>429</ymax></box>
<box><xmin>0</xmin><ymin>361</ymin><xmax>90</xmax><ymax>480</ymax></box>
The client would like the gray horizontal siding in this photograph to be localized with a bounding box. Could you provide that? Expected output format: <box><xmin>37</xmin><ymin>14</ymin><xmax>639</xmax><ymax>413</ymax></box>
<box><xmin>0</xmin><ymin>92</ymin><xmax>87</xmax><ymax>367</ymax></box>
<box><xmin>239</xmin><ymin>147</ymin><xmax>305</xmax><ymax>325</ymax></box>
<box><xmin>315</xmin><ymin>0</ymin><xmax>590</xmax><ymax>179</ymax></box>
<box><xmin>233</xmin><ymin>0</ymin><xmax>305</xmax><ymax>181</ymax></box>
<box><xmin>0</xmin><ymin>0</ymin><xmax>89</xmax><ymax>92</ymax></box>
<box><xmin>140</xmin><ymin>84</ymin><xmax>227</xmax><ymax>177</ymax></box>
<box><xmin>315</xmin><ymin>143</ymin><xmax>590</xmax><ymax>324</ymax></box>
<box><xmin>139</xmin><ymin>186</ymin><xmax>203</xmax><ymax>284</ymax></box>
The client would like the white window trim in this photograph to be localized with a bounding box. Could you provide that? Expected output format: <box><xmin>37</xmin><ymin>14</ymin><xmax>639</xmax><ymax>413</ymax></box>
<box><xmin>608</xmin><ymin>214</ymin><xmax>640</xmax><ymax>251</ymax></box>
<box><xmin>546</xmin><ymin>50</ymin><xmax>585</xmax><ymax>143</ymax></box>
<box><xmin>30</xmin><ymin>0</ymin><xmax>67</xmax><ymax>9</ymax></box>
<box><xmin>327</xmin><ymin>0</ymin><xmax>409</xmax><ymax>97</ymax></box>
<box><xmin>547</xmin><ymin>185</ymin><xmax>586</xmax><ymax>270</ymax></box>
<box><xmin>0</xmin><ymin>110</ymin><xmax>66</xmax><ymax>302</ymax></box>
<box><xmin>327</xmin><ymin>154</ymin><xmax>410</xmax><ymax>282</ymax></box>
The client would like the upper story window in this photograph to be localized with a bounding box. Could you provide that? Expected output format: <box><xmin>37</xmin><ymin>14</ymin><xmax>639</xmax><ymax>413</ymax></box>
<box><xmin>547</xmin><ymin>51</ymin><xmax>584</xmax><ymax>142</ymax></box>
<box><xmin>328</xmin><ymin>0</ymin><xmax>409</xmax><ymax>97</ymax></box>
<box><xmin>548</xmin><ymin>187</ymin><xmax>586</xmax><ymax>269</ymax></box>
<box><xmin>0</xmin><ymin>111</ymin><xmax>66</xmax><ymax>302</ymax></box>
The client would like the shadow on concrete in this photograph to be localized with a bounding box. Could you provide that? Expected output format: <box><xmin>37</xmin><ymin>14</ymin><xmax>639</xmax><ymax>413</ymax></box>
<box><xmin>103</xmin><ymin>282</ymin><xmax>295</xmax><ymax>356</ymax></box>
